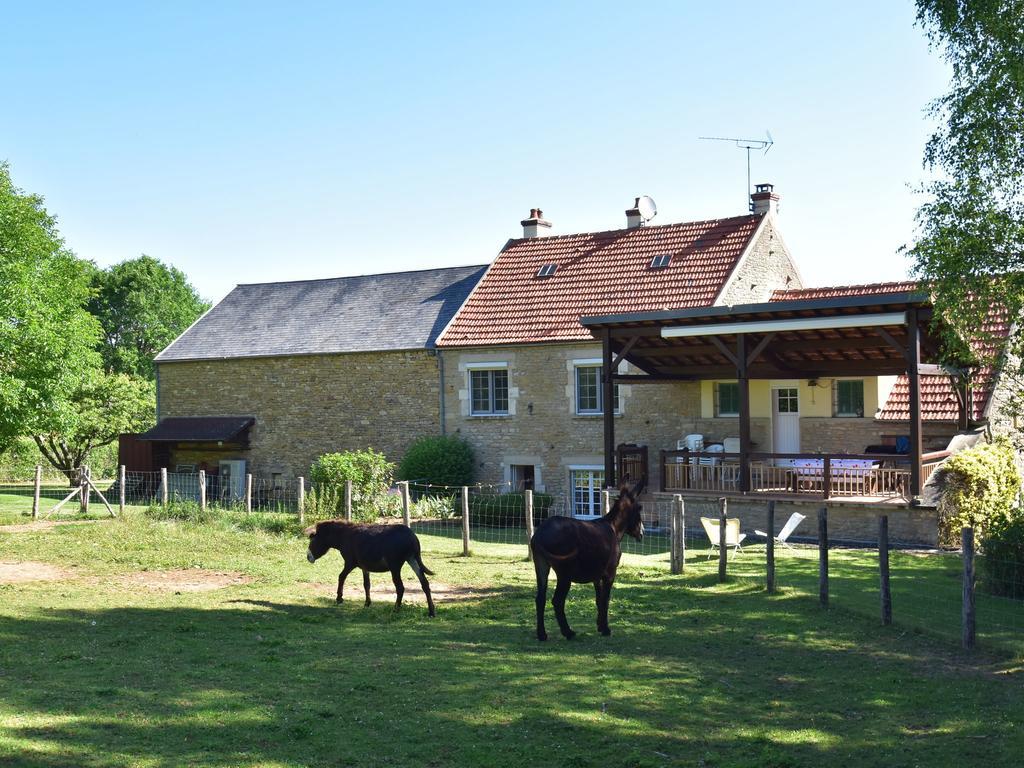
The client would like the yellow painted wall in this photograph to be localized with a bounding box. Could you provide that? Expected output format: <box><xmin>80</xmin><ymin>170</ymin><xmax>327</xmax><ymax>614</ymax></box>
<box><xmin>701</xmin><ymin>377</ymin><xmax>883</xmax><ymax>420</ymax></box>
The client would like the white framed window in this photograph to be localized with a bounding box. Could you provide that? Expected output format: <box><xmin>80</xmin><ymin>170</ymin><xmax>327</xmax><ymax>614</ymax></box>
<box><xmin>469</xmin><ymin>366</ymin><xmax>509</xmax><ymax>415</ymax></box>
<box><xmin>574</xmin><ymin>361</ymin><xmax>621</xmax><ymax>415</ymax></box>
<box><xmin>570</xmin><ymin>467</ymin><xmax>605</xmax><ymax>518</ymax></box>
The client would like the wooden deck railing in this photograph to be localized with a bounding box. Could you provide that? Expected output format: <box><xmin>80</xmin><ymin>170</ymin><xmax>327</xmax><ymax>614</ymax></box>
<box><xmin>658</xmin><ymin>449</ymin><xmax>951</xmax><ymax>501</ymax></box>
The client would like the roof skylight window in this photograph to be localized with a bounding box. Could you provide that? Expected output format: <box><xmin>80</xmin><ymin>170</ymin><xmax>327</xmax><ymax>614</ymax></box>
<box><xmin>649</xmin><ymin>254</ymin><xmax>673</xmax><ymax>269</ymax></box>
<box><xmin>535</xmin><ymin>264</ymin><xmax>558</xmax><ymax>278</ymax></box>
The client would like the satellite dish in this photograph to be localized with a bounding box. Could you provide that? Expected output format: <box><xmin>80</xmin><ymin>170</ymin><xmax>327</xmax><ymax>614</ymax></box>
<box><xmin>637</xmin><ymin>195</ymin><xmax>657</xmax><ymax>223</ymax></box>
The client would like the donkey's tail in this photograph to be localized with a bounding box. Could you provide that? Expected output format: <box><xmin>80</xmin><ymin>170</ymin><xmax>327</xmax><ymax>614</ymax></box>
<box><xmin>416</xmin><ymin>552</ymin><xmax>435</xmax><ymax>576</ymax></box>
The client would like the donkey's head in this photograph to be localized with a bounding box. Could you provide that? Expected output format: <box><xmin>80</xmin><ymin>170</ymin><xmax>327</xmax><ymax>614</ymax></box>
<box><xmin>613</xmin><ymin>481</ymin><xmax>645</xmax><ymax>541</ymax></box>
<box><xmin>304</xmin><ymin>522</ymin><xmax>333</xmax><ymax>563</ymax></box>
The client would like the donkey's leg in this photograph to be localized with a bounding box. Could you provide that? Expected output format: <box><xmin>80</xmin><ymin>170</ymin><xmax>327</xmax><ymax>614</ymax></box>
<box><xmin>407</xmin><ymin>556</ymin><xmax>435</xmax><ymax>617</ymax></box>
<box><xmin>362</xmin><ymin>569</ymin><xmax>372</xmax><ymax>607</ymax></box>
<box><xmin>596</xmin><ymin>578</ymin><xmax>613</xmax><ymax>636</ymax></box>
<box><xmin>533</xmin><ymin>555</ymin><xmax>551</xmax><ymax>641</ymax></box>
<box><xmin>337</xmin><ymin>561</ymin><xmax>356</xmax><ymax>603</ymax></box>
<box><xmin>552</xmin><ymin>574</ymin><xmax>575</xmax><ymax>640</ymax></box>
<box><xmin>390</xmin><ymin>565</ymin><xmax>405</xmax><ymax>611</ymax></box>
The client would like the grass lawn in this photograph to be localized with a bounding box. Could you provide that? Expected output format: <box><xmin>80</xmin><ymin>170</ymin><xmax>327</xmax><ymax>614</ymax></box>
<box><xmin>0</xmin><ymin>512</ymin><xmax>1022</xmax><ymax>767</ymax></box>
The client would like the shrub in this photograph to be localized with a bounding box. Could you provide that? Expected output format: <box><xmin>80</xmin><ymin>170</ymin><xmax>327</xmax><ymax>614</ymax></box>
<box><xmin>310</xmin><ymin>449</ymin><xmax>394</xmax><ymax>521</ymax></box>
<box><xmin>936</xmin><ymin>438</ymin><xmax>1020</xmax><ymax>548</ymax></box>
<box><xmin>412</xmin><ymin>494</ymin><xmax>457</xmax><ymax>520</ymax></box>
<box><xmin>981</xmin><ymin>515</ymin><xmax>1024</xmax><ymax>599</ymax></box>
<box><xmin>469</xmin><ymin>492</ymin><xmax>556</xmax><ymax>528</ymax></box>
<box><xmin>397</xmin><ymin>436</ymin><xmax>475</xmax><ymax>488</ymax></box>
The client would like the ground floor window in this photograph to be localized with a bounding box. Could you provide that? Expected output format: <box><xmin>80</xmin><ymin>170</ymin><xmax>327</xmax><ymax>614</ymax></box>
<box><xmin>510</xmin><ymin>464</ymin><xmax>535</xmax><ymax>492</ymax></box>
<box><xmin>570</xmin><ymin>468</ymin><xmax>605</xmax><ymax>517</ymax></box>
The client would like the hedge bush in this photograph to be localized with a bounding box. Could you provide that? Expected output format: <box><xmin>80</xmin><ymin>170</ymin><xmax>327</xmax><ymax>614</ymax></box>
<box><xmin>936</xmin><ymin>438</ymin><xmax>1020</xmax><ymax>548</ymax></box>
<box><xmin>397</xmin><ymin>435</ymin><xmax>475</xmax><ymax>489</ymax></box>
<box><xmin>309</xmin><ymin>449</ymin><xmax>394</xmax><ymax>522</ymax></box>
<box><xmin>469</xmin><ymin>491</ymin><xmax>556</xmax><ymax>528</ymax></box>
<box><xmin>981</xmin><ymin>515</ymin><xmax>1024</xmax><ymax>599</ymax></box>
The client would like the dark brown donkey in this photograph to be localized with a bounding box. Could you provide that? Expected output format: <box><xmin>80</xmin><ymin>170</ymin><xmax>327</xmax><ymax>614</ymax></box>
<box><xmin>305</xmin><ymin>520</ymin><xmax>436</xmax><ymax>617</ymax></box>
<box><xmin>530</xmin><ymin>482</ymin><xmax>644</xmax><ymax>641</ymax></box>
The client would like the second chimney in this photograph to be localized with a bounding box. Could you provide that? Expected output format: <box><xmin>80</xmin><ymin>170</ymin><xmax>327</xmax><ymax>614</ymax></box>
<box><xmin>625</xmin><ymin>198</ymin><xmax>643</xmax><ymax>229</ymax></box>
<box><xmin>521</xmin><ymin>208</ymin><xmax>552</xmax><ymax>238</ymax></box>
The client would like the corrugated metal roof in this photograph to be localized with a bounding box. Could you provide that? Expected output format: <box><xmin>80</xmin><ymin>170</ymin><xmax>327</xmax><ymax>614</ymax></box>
<box><xmin>156</xmin><ymin>265</ymin><xmax>487</xmax><ymax>362</ymax></box>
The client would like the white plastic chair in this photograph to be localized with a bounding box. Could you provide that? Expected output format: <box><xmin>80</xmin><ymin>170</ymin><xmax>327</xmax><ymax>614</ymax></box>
<box><xmin>701</xmin><ymin>516</ymin><xmax>746</xmax><ymax>559</ymax></box>
<box><xmin>755</xmin><ymin>512</ymin><xmax>806</xmax><ymax>548</ymax></box>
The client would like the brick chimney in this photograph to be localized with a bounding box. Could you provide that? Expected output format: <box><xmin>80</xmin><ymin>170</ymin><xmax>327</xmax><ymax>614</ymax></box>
<box><xmin>750</xmin><ymin>183</ymin><xmax>779</xmax><ymax>215</ymax></box>
<box><xmin>521</xmin><ymin>208</ymin><xmax>552</xmax><ymax>238</ymax></box>
<box><xmin>625</xmin><ymin>198</ymin><xmax>643</xmax><ymax>229</ymax></box>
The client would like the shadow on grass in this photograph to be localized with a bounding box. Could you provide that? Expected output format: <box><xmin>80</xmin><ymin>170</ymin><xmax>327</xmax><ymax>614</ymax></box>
<box><xmin>1</xmin><ymin>571</ymin><xmax>1023</xmax><ymax>767</ymax></box>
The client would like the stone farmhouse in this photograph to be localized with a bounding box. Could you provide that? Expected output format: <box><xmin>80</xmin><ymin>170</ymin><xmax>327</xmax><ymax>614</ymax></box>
<box><xmin>140</xmin><ymin>184</ymin><xmax>1013</xmax><ymax>541</ymax></box>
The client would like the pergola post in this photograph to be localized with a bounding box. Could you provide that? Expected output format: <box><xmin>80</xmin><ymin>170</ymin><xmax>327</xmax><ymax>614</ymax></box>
<box><xmin>907</xmin><ymin>310</ymin><xmax>923</xmax><ymax>498</ymax></box>
<box><xmin>603</xmin><ymin>328</ymin><xmax>616</xmax><ymax>488</ymax></box>
<box><xmin>737</xmin><ymin>335</ymin><xmax>751</xmax><ymax>493</ymax></box>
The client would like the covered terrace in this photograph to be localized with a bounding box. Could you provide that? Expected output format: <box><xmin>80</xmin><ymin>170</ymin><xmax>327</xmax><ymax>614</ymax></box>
<box><xmin>582</xmin><ymin>290</ymin><xmax>974</xmax><ymax>504</ymax></box>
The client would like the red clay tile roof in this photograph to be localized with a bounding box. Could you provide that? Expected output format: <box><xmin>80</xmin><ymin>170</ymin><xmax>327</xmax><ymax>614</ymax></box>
<box><xmin>770</xmin><ymin>281</ymin><xmax>920</xmax><ymax>302</ymax></box>
<box><xmin>438</xmin><ymin>215</ymin><xmax>763</xmax><ymax>346</ymax></box>
<box><xmin>877</xmin><ymin>304</ymin><xmax>1011</xmax><ymax>422</ymax></box>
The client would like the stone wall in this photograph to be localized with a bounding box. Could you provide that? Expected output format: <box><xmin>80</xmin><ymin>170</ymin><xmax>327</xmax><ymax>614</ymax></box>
<box><xmin>157</xmin><ymin>351</ymin><xmax>442</xmax><ymax>478</ymax></box>
<box><xmin>651</xmin><ymin>493</ymin><xmax>939</xmax><ymax>547</ymax></box>
<box><xmin>716</xmin><ymin>217</ymin><xmax>803</xmax><ymax>305</ymax></box>
<box><xmin>441</xmin><ymin>343</ymin><xmax>702</xmax><ymax>497</ymax></box>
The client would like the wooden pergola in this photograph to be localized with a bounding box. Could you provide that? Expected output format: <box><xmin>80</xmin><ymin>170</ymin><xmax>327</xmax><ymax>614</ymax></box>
<box><xmin>581</xmin><ymin>291</ymin><xmax>973</xmax><ymax>499</ymax></box>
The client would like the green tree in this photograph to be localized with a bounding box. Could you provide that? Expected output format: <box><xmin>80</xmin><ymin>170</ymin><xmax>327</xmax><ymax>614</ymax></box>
<box><xmin>0</xmin><ymin>163</ymin><xmax>101</xmax><ymax>452</ymax></box>
<box><xmin>33</xmin><ymin>371</ymin><xmax>154</xmax><ymax>483</ymax></box>
<box><xmin>909</xmin><ymin>1</ymin><xmax>1024</xmax><ymax>350</ymax></box>
<box><xmin>89</xmin><ymin>255</ymin><xmax>209</xmax><ymax>379</ymax></box>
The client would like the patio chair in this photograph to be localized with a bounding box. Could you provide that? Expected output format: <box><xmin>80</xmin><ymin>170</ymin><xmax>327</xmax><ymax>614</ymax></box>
<box><xmin>700</xmin><ymin>516</ymin><xmax>746</xmax><ymax>559</ymax></box>
<box><xmin>755</xmin><ymin>512</ymin><xmax>806</xmax><ymax>548</ymax></box>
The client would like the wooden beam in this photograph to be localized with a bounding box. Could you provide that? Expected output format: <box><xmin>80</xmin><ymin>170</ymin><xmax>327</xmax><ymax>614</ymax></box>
<box><xmin>708</xmin><ymin>336</ymin><xmax>739</xmax><ymax>368</ymax></box>
<box><xmin>876</xmin><ymin>326</ymin><xmax>911</xmax><ymax>364</ymax></box>
<box><xmin>747</xmin><ymin>332</ymin><xmax>776</xmax><ymax>367</ymax></box>
<box><xmin>611</xmin><ymin>373</ymin><xmax>699</xmax><ymax>382</ymax></box>
<box><xmin>632</xmin><ymin>334</ymin><xmax>909</xmax><ymax>359</ymax></box>
<box><xmin>908</xmin><ymin>310</ymin><xmax>923</xmax><ymax>497</ymax></box>
<box><xmin>603</xmin><ymin>329</ymin><xmax>616</xmax><ymax>488</ymax></box>
<box><xmin>737</xmin><ymin>335</ymin><xmax>751</xmax><ymax>493</ymax></box>
<box><xmin>611</xmin><ymin>336</ymin><xmax>639</xmax><ymax>371</ymax></box>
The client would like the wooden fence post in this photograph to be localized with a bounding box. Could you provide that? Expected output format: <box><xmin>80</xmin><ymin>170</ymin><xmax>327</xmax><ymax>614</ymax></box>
<box><xmin>461</xmin><ymin>486</ymin><xmax>470</xmax><ymax>556</ymax></box>
<box><xmin>80</xmin><ymin>465</ymin><xmax>90</xmax><ymax>514</ymax></box>
<box><xmin>245</xmin><ymin>473</ymin><xmax>253</xmax><ymax>513</ymax></box>
<box><xmin>161</xmin><ymin>467</ymin><xmax>168</xmax><ymax>509</ymax></box>
<box><xmin>818</xmin><ymin>507</ymin><xmax>829</xmax><ymax>607</ymax></box>
<box><xmin>963</xmin><ymin>526</ymin><xmax>976</xmax><ymax>650</ymax></box>
<box><xmin>677</xmin><ymin>495</ymin><xmax>686</xmax><ymax>574</ymax></box>
<box><xmin>344</xmin><ymin>480</ymin><xmax>353</xmax><ymax>522</ymax></box>
<box><xmin>879</xmin><ymin>515</ymin><xmax>892</xmax><ymax>626</ymax></box>
<box><xmin>297</xmin><ymin>476</ymin><xmax>305</xmax><ymax>524</ymax></box>
<box><xmin>525</xmin><ymin>489</ymin><xmax>535</xmax><ymax>561</ymax></box>
<box><xmin>118</xmin><ymin>465</ymin><xmax>126</xmax><ymax>516</ymax></box>
<box><xmin>32</xmin><ymin>465</ymin><xmax>41</xmax><ymax>520</ymax></box>
<box><xmin>401</xmin><ymin>481</ymin><xmax>411</xmax><ymax>526</ymax></box>
<box><xmin>718</xmin><ymin>497</ymin><xmax>727</xmax><ymax>582</ymax></box>
<box><xmin>670</xmin><ymin>494</ymin><xmax>685</xmax><ymax>575</ymax></box>
<box><xmin>766</xmin><ymin>499</ymin><xmax>776</xmax><ymax>594</ymax></box>
<box><xmin>602</xmin><ymin>489</ymin><xmax>611</xmax><ymax>516</ymax></box>
<box><xmin>198</xmin><ymin>470</ymin><xmax>207</xmax><ymax>512</ymax></box>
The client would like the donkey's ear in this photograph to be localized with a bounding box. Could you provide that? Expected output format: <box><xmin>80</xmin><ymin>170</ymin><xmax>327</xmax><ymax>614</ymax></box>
<box><xmin>631</xmin><ymin>476</ymin><xmax>647</xmax><ymax>496</ymax></box>
<box><xmin>303</xmin><ymin>524</ymin><xmax>318</xmax><ymax>537</ymax></box>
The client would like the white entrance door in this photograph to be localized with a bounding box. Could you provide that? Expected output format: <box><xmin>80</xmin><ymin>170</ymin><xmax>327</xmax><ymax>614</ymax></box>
<box><xmin>772</xmin><ymin>387</ymin><xmax>800</xmax><ymax>454</ymax></box>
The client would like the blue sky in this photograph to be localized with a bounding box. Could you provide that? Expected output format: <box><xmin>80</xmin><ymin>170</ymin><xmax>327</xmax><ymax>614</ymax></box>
<box><xmin>1</xmin><ymin>2</ymin><xmax>948</xmax><ymax>302</ymax></box>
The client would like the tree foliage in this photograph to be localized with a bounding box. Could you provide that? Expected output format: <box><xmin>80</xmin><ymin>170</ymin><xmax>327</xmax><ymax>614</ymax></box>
<box><xmin>0</xmin><ymin>163</ymin><xmax>101</xmax><ymax>452</ymax></box>
<box><xmin>90</xmin><ymin>255</ymin><xmax>209</xmax><ymax>379</ymax></box>
<box><xmin>33</xmin><ymin>371</ymin><xmax>154</xmax><ymax>482</ymax></box>
<box><xmin>936</xmin><ymin>437</ymin><xmax>1020</xmax><ymax>546</ymax></box>
<box><xmin>909</xmin><ymin>1</ymin><xmax>1024</xmax><ymax>356</ymax></box>
<box><xmin>396</xmin><ymin>435</ymin><xmax>475</xmax><ymax>488</ymax></box>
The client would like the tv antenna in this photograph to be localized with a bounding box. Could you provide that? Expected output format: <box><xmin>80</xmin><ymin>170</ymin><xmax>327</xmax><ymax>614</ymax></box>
<box><xmin>698</xmin><ymin>131</ymin><xmax>774</xmax><ymax>211</ymax></box>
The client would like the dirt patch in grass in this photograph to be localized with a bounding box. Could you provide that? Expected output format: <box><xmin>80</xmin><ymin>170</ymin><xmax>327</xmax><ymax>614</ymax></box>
<box><xmin>0</xmin><ymin>519</ymin><xmax>108</xmax><ymax>534</ymax></box>
<box><xmin>304</xmin><ymin>578</ymin><xmax>512</xmax><ymax>604</ymax></box>
<box><xmin>118</xmin><ymin>569</ymin><xmax>252</xmax><ymax>592</ymax></box>
<box><xmin>0</xmin><ymin>561</ymin><xmax>74</xmax><ymax>583</ymax></box>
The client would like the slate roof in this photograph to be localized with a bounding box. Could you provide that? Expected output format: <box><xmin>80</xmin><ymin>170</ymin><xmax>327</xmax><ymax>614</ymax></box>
<box><xmin>772</xmin><ymin>281</ymin><xmax>1010</xmax><ymax>422</ymax></box>
<box><xmin>138</xmin><ymin>417</ymin><xmax>255</xmax><ymax>443</ymax></box>
<box><xmin>156</xmin><ymin>265</ymin><xmax>487</xmax><ymax>362</ymax></box>
<box><xmin>437</xmin><ymin>215</ymin><xmax>763</xmax><ymax>347</ymax></box>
